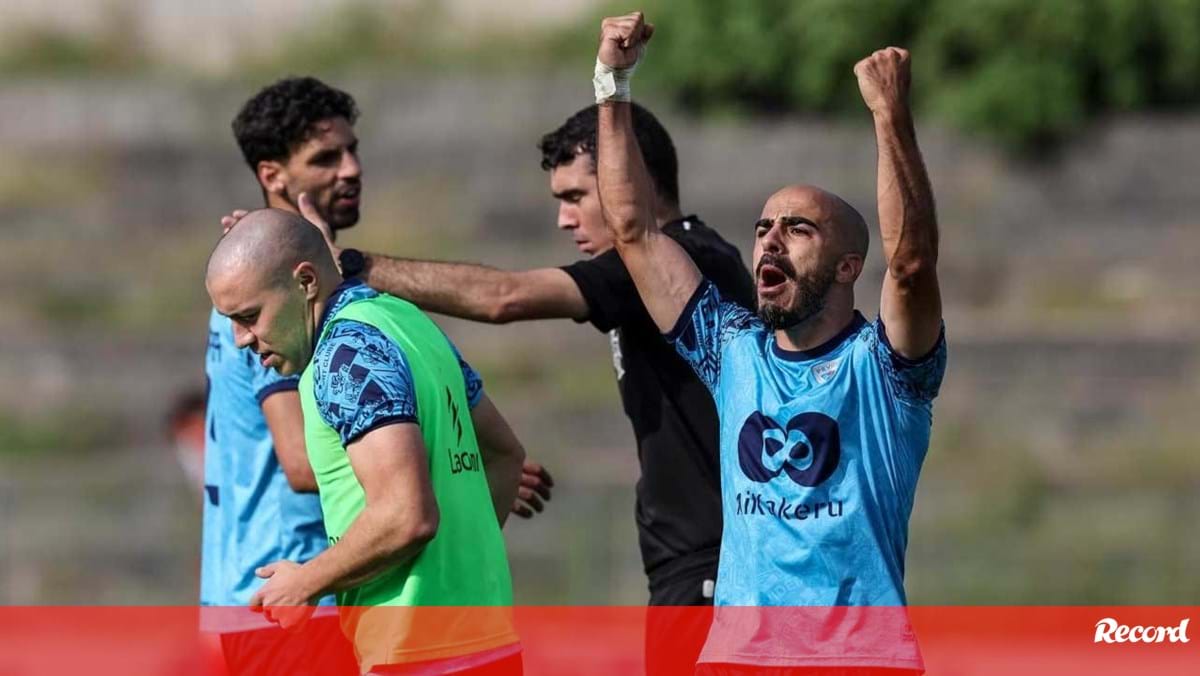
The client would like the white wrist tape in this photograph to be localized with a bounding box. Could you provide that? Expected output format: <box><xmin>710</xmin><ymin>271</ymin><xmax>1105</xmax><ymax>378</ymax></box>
<box><xmin>594</xmin><ymin>56</ymin><xmax>639</xmax><ymax>104</ymax></box>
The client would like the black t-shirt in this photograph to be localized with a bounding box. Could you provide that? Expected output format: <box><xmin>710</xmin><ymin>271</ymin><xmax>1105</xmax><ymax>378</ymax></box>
<box><xmin>561</xmin><ymin>215</ymin><xmax>756</xmax><ymax>586</ymax></box>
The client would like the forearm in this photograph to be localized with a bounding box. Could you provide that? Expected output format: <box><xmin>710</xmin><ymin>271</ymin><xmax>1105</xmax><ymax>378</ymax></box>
<box><xmin>874</xmin><ymin>106</ymin><xmax>938</xmax><ymax>277</ymax></box>
<box><xmin>361</xmin><ymin>255</ymin><xmax>516</xmax><ymax>322</ymax></box>
<box><xmin>295</xmin><ymin>504</ymin><xmax>434</xmax><ymax>599</ymax></box>
<box><xmin>598</xmin><ymin>102</ymin><xmax>656</xmax><ymax>246</ymax></box>
<box><xmin>471</xmin><ymin>396</ymin><xmax>525</xmax><ymax>527</ymax></box>
<box><xmin>598</xmin><ymin>102</ymin><xmax>702</xmax><ymax>332</ymax></box>
<box><xmin>484</xmin><ymin>446</ymin><xmax>523</xmax><ymax>528</ymax></box>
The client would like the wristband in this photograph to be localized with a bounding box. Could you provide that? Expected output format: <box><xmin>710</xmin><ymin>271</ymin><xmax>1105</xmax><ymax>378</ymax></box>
<box><xmin>593</xmin><ymin>52</ymin><xmax>642</xmax><ymax>104</ymax></box>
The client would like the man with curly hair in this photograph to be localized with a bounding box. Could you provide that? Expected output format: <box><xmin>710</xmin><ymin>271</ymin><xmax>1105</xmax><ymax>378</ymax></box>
<box><xmin>207</xmin><ymin>76</ymin><xmax>548</xmax><ymax>674</ymax></box>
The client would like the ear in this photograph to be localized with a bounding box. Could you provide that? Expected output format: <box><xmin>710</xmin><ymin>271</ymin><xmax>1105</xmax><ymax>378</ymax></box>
<box><xmin>836</xmin><ymin>253</ymin><xmax>864</xmax><ymax>284</ymax></box>
<box><xmin>256</xmin><ymin>160</ymin><xmax>287</xmax><ymax>198</ymax></box>
<box><xmin>294</xmin><ymin>262</ymin><xmax>321</xmax><ymax>301</ymax></box>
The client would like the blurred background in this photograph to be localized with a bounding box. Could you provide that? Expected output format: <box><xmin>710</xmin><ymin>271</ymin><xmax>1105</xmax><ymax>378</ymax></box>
<box><xmin>1</xmin><ymin>0</ymin><xmax>1198</xmax><ymax>606</ymax></box>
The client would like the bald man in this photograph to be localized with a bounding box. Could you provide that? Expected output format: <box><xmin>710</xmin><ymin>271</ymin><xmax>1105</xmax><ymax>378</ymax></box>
<box><xmin>207</xmin><ymin>209</ymin><xmax>525</xmax><ymax>675</ymax></box>
<box><xmin>594</xmin><ymin>13</ymin><xmax>944</xmax><ymax>674</ymax></box>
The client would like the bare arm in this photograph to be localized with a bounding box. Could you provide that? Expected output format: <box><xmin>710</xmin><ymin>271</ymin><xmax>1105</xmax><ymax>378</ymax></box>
<box><xmin>293</xmin><ymin>192</ymin><xmax>588</xmax><ymax>324</ymax></box>
<box><xmin>284</xmin><ymin>422</ymin><xmax>439</xmax><ymax>599</ymax></box>
<box><xmin>469</xmin><ymin>393</ymin><xmax>525</xmax><ymax>528</ymax></box>
<box><xmin>261</xmin><ymin>390</ymin><xmax>317</xmax><ymax>492</ymax></box>
<box><xmin>856</xmin><ymin>48</ymin><xmax>942</xmax><ymax>358</ymax></box>
<box><xmin>597</xmin><ymin>12</ymin><xmax>702</xmax><ymax>334</ymax></box>
<box><xmin>361</xmin><ymin>257</ymin><xmax>588</xmax><ymax>324</ymax></box>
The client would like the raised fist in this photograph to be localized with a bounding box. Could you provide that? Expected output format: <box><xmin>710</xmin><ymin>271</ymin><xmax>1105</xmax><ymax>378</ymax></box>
<box><xmin>854</xmin><ymin>47</ymin><xmax>911</xmax><ymax>114</ymax></box>
<box><xmin>598</xmin><ymin>11</ymin><xmax>654</xmax><ymax>70</ymax></box>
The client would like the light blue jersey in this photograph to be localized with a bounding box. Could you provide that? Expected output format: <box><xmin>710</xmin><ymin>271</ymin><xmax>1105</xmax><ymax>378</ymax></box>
<box><xmin>200</xmin><ymin>309</ymin><xmax>331</xmax><ymax>633</ymax></box>
<box><xmin>669</xmin><ymin>281</ymin><xmax>946</xmax><ymax>667</ymax></box>
<box><xmin>670</xmin><ymin>281</ymin><xmax>946</xmax><ymax>606</ymax></box>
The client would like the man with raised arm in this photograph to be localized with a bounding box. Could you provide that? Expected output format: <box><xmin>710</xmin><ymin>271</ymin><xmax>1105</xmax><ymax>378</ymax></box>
<box><xmin>207</xmin><ymin>209</ymin><xmax>525</xmax><ymax>675</ymax></box>
<box><xmin>594</xmin><ymin>12</ymin><xmax>945</xmax><ymax>674</ymax></box>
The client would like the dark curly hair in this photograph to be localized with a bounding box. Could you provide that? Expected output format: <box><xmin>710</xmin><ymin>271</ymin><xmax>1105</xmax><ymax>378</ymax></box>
<box><xmin>538</xmin><ymin>102</ymin><xmax>680</xmax><ymax>206</ymax></box>
<box><xmin>232</xmin><ymin>76</ymin><xmax>359</xmax><ymax>170</ymax></box>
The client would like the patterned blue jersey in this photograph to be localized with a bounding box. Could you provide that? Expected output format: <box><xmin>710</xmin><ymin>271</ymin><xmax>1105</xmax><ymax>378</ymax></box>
<box><xmin>669</xmin><ymin>281</ymin><xmax>946</xmax><ymax>609</ymax></box>
<box><xmin>310</xmin><ymin>279</ymin><xmax>484</xmax><ymax>444</ymax></box>
<box><xmin>200</xmin><ymin>309</ymin><xmax>330</xmax><ymax>632</ymax></box>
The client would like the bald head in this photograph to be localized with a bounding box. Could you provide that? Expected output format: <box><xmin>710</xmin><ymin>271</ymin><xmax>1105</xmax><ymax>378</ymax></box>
<box><xmin>761</xmin><ymin>184</ymin><xmax>869</xmax><ymax>258</ymax></box>
<box><xmin>207</xmin><ymin>208</ymin><xmax>336</xmax><ymax>290</ymax></box>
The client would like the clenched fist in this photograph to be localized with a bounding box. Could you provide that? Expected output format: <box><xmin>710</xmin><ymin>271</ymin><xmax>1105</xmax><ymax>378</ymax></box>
<box><xmin>854</xmin><ymin>47</ymin><xmax>911</xmax><ymax>115</ymax></box>
<box><xmin>598</xmin><ymin>11</ymin><xmax>655</xmax><ymax>70</ymax></box>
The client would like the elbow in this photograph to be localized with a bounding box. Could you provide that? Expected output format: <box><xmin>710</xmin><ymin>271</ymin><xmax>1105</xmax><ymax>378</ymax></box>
<box><xmin>887</xmin><ymin>253</ymin><xmax>936</xmax><ymax>290</ymax></box>
<box><xmin>486</xmin><ymin>279</ymin><xmax>525</xmax><ymax>324</ymax></box>
<box><xmin>601</xmin><ymin>202</ymin><xmax>645</xmax><ymax>245</ymax></box>
<box><xmin>385</xmin><ymin>509</ymin><xmax>439</xmax><ymax>558</ymax></box>
<box><xmin>407</xmin><ymin>516</ymin><xmax>439</xmax><ymax>549</ymax></box>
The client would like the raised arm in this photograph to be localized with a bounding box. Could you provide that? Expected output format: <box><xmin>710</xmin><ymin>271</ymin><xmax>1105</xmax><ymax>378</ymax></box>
<box><xmin>856</xmin><ymin>48</ymin><xmax>942</xmax><ymax>358</ymax></box>
<box><xmin>596</xmin><ymin>12</ymin><xmax>702</xmax><ymax>334</ymax></box>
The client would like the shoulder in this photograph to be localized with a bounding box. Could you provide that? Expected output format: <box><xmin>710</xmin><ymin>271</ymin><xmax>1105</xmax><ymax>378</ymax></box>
<box><xmin>561</xmin><ymin>248</ymin><xmax>628</xmax><ymax>284</ymax></box>
<box><xmin>313</xmin><ymin>319</ymin><xmax>403</xmax><ymax>373</ymax></box>
<box><xmin>856</xmin><ymin>315</ymin><xmax>948</xmax><ymax>402</ymax></box>
<box><xmin>670</xmin><ymin>279</ymin><xmax>762</xmax><ymax>348</ymax></box>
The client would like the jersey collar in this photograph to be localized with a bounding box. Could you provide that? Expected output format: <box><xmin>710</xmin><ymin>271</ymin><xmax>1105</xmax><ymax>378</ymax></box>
<box><xmin>314</xmin><ymin>278</ymin><xmax>372</xmax><ymax>346</ymax></box>
<box><xmin>770</xmin><ymin>311</ymin><xmax>867</xmax><ymax>362</ymax></box>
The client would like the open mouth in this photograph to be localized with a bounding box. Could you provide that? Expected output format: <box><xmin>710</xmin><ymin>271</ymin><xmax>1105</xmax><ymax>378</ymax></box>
<box><xmin>333</xmin><ymin>185</ymin><xmax>360</xmax><ymax>207</ymax></box>
<box><xmin>757</xmin><ymin>264</ymin><xmax>791</xmax><ymax>292</ymax></box>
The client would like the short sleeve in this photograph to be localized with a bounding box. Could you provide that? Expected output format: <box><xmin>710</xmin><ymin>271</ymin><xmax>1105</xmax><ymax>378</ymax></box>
<box><xmin>250</xmin><ymin>351</ymin><xmax>299</xmax><ymax>405</ymax></box>
<box><xmin>448</xmin><ymin>341</ymin><xmax>484</xmax><ymax>409</ymax></box>
<box><xmin>311</xmin><ymin>320</ymin><xmax>419</xmax><ymax>446</ymax></box>
<box><xmin>665</xmin><ymin>280</ymin><xmax>760</xmax><ymax>393</ymax></box>
<box><xmin>560</xmin><ymin>249</ymin><xmax>639</xmax><ymax>332</ymax></box>
<box><xmin>871</xmin><ymin>318</ymin><xmax>947</xmax><ymax>403</ymax></box>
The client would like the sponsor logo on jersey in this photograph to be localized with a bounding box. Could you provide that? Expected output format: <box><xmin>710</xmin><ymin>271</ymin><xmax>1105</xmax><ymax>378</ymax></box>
<box><xmin>736</xmin><ymin>411</ymin><xmax>841</xmax><ymax>487</ymax></box>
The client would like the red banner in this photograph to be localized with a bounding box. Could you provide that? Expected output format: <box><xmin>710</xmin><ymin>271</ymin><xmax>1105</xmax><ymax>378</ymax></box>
<box><xmin>0</xmin><ymin>606</ymin><xmax>1195</xmax><ymax>675</ymax></box>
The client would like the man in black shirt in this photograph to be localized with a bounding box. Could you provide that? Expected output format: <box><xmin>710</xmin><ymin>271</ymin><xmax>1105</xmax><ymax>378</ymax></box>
<box><xmin>279</xmin><ymin>103</ymin><xmax>755</xmax><ymax>673</ymax></box>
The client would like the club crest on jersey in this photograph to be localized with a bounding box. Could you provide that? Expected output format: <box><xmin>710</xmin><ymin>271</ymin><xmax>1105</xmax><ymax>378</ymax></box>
<box><xmin>736</xmin><ymin>411</ymin><xmax>841</xmax><ymax>487</ymax></box>
<box><xmin>811</xmin><ymin>358</ymin><xmax>842</xmax><ymax>384</ymax></box>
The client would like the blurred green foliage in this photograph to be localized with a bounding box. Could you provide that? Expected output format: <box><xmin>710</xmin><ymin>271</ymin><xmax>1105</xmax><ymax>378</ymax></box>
<box><xmin>7</xmin><ymin>0</ymin><xmax>1197</xmax><ymax>150</ymax></box>
<box><xmin>638</xmin><ymin>0</ymin><xmax>1200</xmax><ymax>150</ymax></box>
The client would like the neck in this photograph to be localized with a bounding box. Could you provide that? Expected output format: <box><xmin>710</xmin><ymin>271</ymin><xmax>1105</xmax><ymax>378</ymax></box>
<box><xmin>308</xmin><ymin>277</ymin><xmax>345</xmax><ymax>346</ymax></box>
<box><xmin>773</xmin><ymin>300</ymin><xmax>857</xmax><ymax>353</ymax></box>
<box><xmin>265</xmin><ymin>191</ymin><xmax>297</xmax><ymax>214</ymax></box>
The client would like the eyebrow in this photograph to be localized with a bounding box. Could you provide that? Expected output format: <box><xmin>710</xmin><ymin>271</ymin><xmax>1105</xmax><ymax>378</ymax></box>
<box><xmin>553</xmin><ymin>188</ymin><xmax>586</xmax><ymax>199</ymax></box>
<box><xmin>754</xmin><ymin>216</ymin><xmax>819</xmax><ymax>229</ymax></box>
<box><xmin>227</xmin><ymin>307</ymin><xmax>259</xmax><ymax>320</ymax></box>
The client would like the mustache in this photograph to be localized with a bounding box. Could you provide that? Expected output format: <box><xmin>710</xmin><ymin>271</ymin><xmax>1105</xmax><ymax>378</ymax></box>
<box><xmin>756</xmin><ymin>253</ymin><xmax>797</xmax><ymax>280</ymax></box>
<box><xmin>332</xmin><ymin>180</ymin><xmax>361</xmax><ymax>198</ymax></box>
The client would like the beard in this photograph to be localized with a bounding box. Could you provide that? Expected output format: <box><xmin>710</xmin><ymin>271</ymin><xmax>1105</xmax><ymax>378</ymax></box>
<box><xmin>756</xmin><ymin>254</ymin><xmax>837</xmax><ymax>330</ymax></box>
<box><xmin>327</xmin><ymin>205</ymin><xmax>360</xmax><ymax>231</ymax></box>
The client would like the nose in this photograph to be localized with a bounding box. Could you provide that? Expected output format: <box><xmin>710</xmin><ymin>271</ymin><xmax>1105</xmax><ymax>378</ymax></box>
<box><xmin>339</xmin><ymin>150</ymin><xmax>362</xmax><ymax>180</ymax></box>
<box><xmin>557</xmin><ymin>203</ymin><xmax>577</xmax><ymax>230</ymax></box>
<box><xmin>232</xmin><ymin>323</ymin><xmax>256</xmax><ymax>350</ymax></box>
<box><xmin>760</xmin><ymin>220</ymin><xmax>785</xmax><ymax>254</ymax></box>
